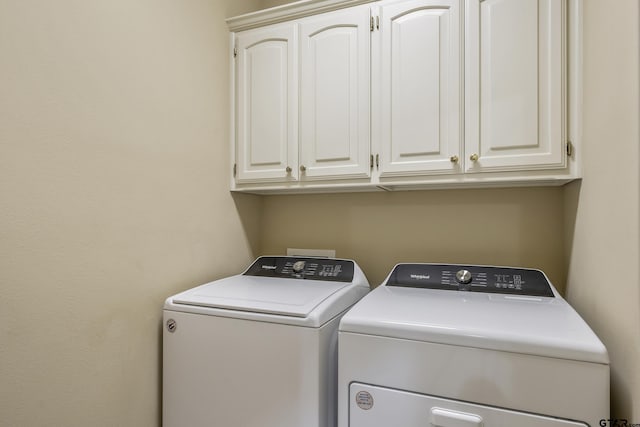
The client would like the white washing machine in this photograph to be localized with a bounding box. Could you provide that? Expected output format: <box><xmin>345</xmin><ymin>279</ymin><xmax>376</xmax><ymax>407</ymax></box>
<box><xmin>163</xmin><ymin>256</ymin><xmax>369</xmax><ymax>427</ymax></box>
<box><xmin>338</xmin><ymin>263</ymin><xmax>609</xmax><ymax>427</ymax></box>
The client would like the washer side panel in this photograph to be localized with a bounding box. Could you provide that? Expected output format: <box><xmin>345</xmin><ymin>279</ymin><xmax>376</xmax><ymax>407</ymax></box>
<box><xmin>163</xmin><ymin>310</ymin><xmax>322</xmax><ymax>427</ymax></box>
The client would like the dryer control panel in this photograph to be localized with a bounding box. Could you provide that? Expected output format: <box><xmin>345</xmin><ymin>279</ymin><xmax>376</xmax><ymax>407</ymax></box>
<box><xmin>386</xmin><ymin>264</ymin><xmax>554</xmax><ymax>297</ymax></box>
<box><xmin>244</xmin><ymin>256</ymin><xmax>355</xmax><ymax>282</ymax></box>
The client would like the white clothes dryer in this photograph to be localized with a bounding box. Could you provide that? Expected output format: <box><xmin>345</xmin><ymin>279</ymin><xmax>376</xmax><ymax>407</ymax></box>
<box><xmin>163</xmin><ymin>256</ymin><xmax>369</xmax><ymax>427</ymax></box>
<box><xmin>338</xmin><ymin>263</ymin><xmax>609</xmax><ymax>427</ymax></box>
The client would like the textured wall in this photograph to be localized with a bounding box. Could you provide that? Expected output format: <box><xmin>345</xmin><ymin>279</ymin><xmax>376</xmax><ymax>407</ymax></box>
<box><xmin>564</xmin><ymin>0</ymin><xmax>640</xmax><ymax>420</ymax></box>
<box><xmin>260</xmin><ymin>0</ymin><xmax>299</xmax><ymax>8</ymax></box>
<box><xmin>0</xmin><ymin>0</ymin><xmax>262</xmax><ymax>425</ymax></box>
<box><xmin>261</xmin><ymin>188</ymin><xmax>566</xmax><ymax>288</ymax></box>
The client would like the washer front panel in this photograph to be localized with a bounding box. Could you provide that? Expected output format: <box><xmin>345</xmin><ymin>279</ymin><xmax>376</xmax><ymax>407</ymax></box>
<box><xmin>163</xmin><ymin>310</ymin><xmax>339</xmax><ymax>427</ymax></box>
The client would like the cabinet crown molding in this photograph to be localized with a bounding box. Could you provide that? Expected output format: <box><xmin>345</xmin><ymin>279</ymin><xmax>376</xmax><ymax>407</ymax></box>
<box><xmin>226</xmin><ymin>0</ymin><xmax>375</xmax><ymax>31</ymax></box>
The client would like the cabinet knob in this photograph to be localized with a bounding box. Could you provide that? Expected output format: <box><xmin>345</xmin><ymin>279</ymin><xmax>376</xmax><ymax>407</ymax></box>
<box><xmin>285</xmin><ymin>166</ymin><xmax>292</xmax><ymax>173</ymax></box>
<box><xmin>470</xmin><ymin>154</ymin><xmax>479</xmax><ymax>162</ymax></box>
<box><xmin>300</xmin><ymin>165</ymin><xmax>307</xmax><ymax>172</ymax></box>
<box><xmin>450</xmin><ymin>155</ymin><xmax>459</xmax><ymax>163</ymax></box>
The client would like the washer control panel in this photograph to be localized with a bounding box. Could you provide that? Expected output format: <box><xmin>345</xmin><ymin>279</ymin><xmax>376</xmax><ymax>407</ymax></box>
<box><xmin>386</xmin><ymin>264</ymin><xmax>554</xmax><ymax>297</ymax></box>
<box><xmin>244</xmin><ymin>256</ymin><xmax>355</xmax><ymax>282</ymax></box>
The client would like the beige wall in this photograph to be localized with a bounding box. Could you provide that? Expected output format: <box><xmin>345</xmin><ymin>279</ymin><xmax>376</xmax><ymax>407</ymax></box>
<box><xmin>0</xmin><ymin>0</ymin><xmax>262</xmax><ymax>426</ymax></box>
<box><xmin>564</xmin><ymin>0</ymin><xmax>640</xmax><ymax>420</ymax></box>
<box><xmin>260</xmin><ymin>0</ymin><xmax>298</xmax><ymax>8</ymax></box>
<box><xmin>261</xmin><ymin>188</ymin><xmax>566</xmax><ymax>289</ymax></box>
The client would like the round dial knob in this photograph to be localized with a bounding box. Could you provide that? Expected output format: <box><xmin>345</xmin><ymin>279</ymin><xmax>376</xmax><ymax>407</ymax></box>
<box><xmin>292</xmin><ymin>260</ymin><xmax>306</xmax><ymax>273</ymax></box>
<box><xmin>455</xmin><ymin>269</ymin><xmax>473</xmax><ymax>284</ymax></box>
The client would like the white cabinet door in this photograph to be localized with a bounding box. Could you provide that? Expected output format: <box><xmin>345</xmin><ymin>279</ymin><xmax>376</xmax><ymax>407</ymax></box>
<box><xmin>376</xmin><ymin>0</ymin><xmax>462</xmax><ymax>177</ymax></box>
<box><xmin>465</xmin><ymin>0</ymin><xmax>565</xmax><ymax>173</ymax></box>
<box><xmin>299</xmin><ymin>6</ymin><xmax>371</xmax><ymax>180</ymax></box>
<box><xmin>235</xmin><ymin>23</ymin><xmax>298</xmax><ymax>183</ymax></box>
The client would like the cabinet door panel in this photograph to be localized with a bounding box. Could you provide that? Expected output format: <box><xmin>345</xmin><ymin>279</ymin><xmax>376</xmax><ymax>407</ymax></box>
<box><xmin>300</xmin><ymin>6</ymin><xmax>371</xmax><ymax>180</ymax></box>
<box><xmin>378</xmin><ymin>0</ymin><xmax>461</xmax><ymax>177</ymax></box>
<box><xmin>236</xmin><ymin>24</ymin><xmax>297</xmax><ymax>183</ymax></box>
<box><xmin>465</xmin><ymin>0</ymin><xmax>565</xmax><ymax>172</ymax></box>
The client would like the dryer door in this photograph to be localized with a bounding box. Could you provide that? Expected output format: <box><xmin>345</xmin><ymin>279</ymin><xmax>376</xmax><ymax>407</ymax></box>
<box><xmin>349</xmin><ymin>384</ymin><xmax>588</xmax><ymax>427</ymax></box>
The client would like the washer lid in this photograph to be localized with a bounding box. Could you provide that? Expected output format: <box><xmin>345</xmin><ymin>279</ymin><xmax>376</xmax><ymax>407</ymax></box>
<box><xmin>172</xmin><ymin>275</ymin><xmax>351</xmax><ymax>318</ymax></box>
<box><xmin>165</xmin><ymin>257</ymin><xmax>370</xmax><ymax>327</ymax></box>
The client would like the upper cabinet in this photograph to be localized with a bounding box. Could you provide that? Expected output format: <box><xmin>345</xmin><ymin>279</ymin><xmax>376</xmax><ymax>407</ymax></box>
<box><xmin>299</xmin><ymin>6</ymin><xmax>371</xmax><ymax>181</ymax></box>
<box><xmin>234</xmin><ymin>23</ymin><xmax>298</xmax><ymax>184</ymax></box>
<box><xmin>228</xmin><ymin>0</ymin><xmax>580</xmax><ymax>193</ymax></box>
<box><xmin>465</xmin><ymin>0</ymin><xmax>565</xmax><ymax>173</ymax></box>
<box><xmin>375</xmin><ymin>0</ymin><xmax>461</xmax><ymax>177</ymax></box>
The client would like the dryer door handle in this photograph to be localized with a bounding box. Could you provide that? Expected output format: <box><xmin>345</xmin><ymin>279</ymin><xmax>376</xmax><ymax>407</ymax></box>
<box><xmin>430</xmin><ymin>407</ymin><xmax>483</xmax><ymax>427</ymax></box>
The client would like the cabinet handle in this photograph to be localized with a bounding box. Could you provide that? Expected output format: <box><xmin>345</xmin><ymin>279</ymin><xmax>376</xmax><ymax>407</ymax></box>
<box><xmin>300</xmin><ymin>165</ymin><xmax>307</xmax><ymax>172</ymax></box>
<box><xmin>470</xmin><ymin>153</ymin><xmax>479</xmax><ymax>162</ymax></box>
<box><xmin>450</xmin><ymin>155</ymin><xmax>459</xmax><ymax>163</ymax></box>
<box><xmin>285</xmin><ymin>166</ymin><xmax>292</xmax><ymax>173</ymax></box>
